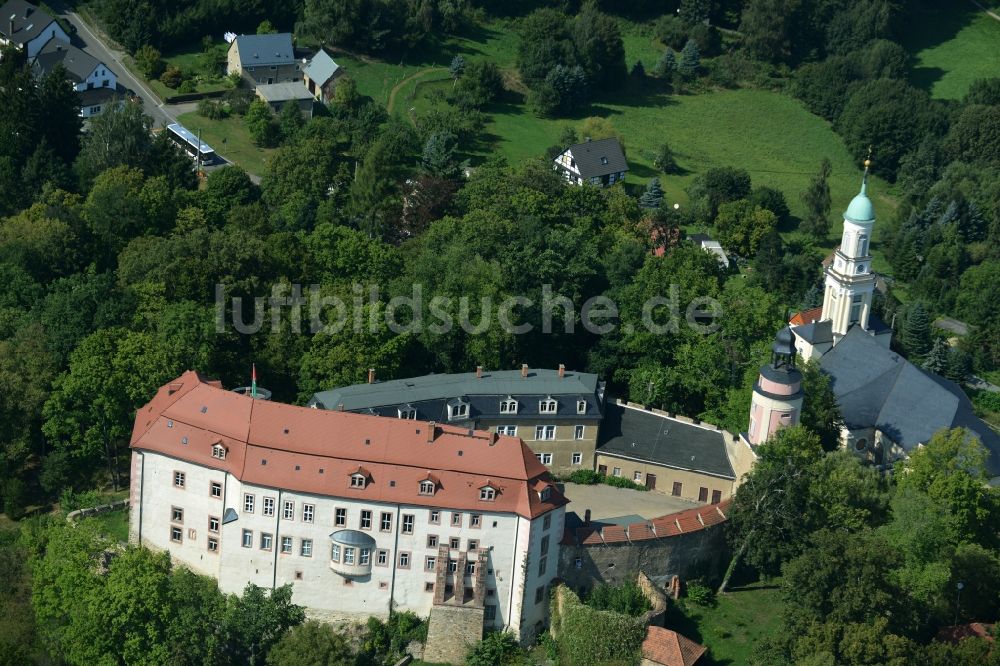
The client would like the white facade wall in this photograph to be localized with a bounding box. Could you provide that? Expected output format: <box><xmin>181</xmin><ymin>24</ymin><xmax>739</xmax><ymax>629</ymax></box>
<box><xmin>133</xmin><ymin>450</ymin><xmax>563</xmax><ymax>639</ymax></box>
<box><xmin>74</xmin><ymin>63</ymin><xmax>117</xmax><ymax>92</ymax></box>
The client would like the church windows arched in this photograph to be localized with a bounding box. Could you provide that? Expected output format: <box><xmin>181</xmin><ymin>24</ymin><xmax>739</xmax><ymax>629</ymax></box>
<box><xmin>857</xmin><ymin>234</ymin><xmax>869</xmax><ymax>257</ymax></box>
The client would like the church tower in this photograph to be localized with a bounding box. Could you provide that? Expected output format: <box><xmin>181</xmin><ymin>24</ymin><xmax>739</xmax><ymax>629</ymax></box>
<box><xmin>745</xmin><ymin>325</ymin><xmax>804</xmax><ymax>446</ymax></box>
<box><xmin>821</xmin><ymin>160</ymin><xmax>878</xmax><ymax>342</ymax></box>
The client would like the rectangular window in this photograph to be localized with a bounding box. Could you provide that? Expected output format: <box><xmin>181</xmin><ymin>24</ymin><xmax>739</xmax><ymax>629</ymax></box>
<box><xmin>538</xmin><ymin>557</ymin><xmax>547</xmax><ymax>576</ymax></box>
<box><xmin>263</xmin><ymin>497</ymin><xmax>275</xmax><ymax>517</ymax></box>
<box><xmin>465</xmin><ymin>561</ymin><xmax>477</xmax><ymax>575</ymax></box>
<box><xmin>539</xmin><ymin>399</ymin><xmax>558</xmax><ymax>414</ymax></box>
<box><xmin>302</xmin><ymin>504</ymin><xmax>314</xmax><ymax>523</ymax></box>
<box><xmin>402</xmin><ymin>514</ymin><xmax>414</xmax><ymax>534</ymax></box>
<box><xmin>496</xmin><ymin>425</ymin><xmax>517</xmax><ymax>436</ymax></box>
<box><xmin>543</xmin><ymin>514</ymin><xmax>551</xmax><ymax>531</ymax></box>
<box><xmin>301</xmin><ymin>539</ymin><xmax>313</xmax><ymax>557</ymax></box>
<box><xmin>376</xmin><ymin>549</ymin><xmax>388</xmax><ymax>566</ymax></box>
<box><xmin>360</xmin><ymin>548</ymin><xmax>370</xmax><ymax>565</ymax></box>
<box><xmin>425</xmin><ymin>582</ymin><xmax>435</xmax><ymax>592</ymax></box>
<box><xmin>429</xmin><ymin>510</ymin><xmax>440</xmax><ymax>525</ymax></box>
<box><xmin>450</xmin><ymin>537</ymin><xmax>460</xmax><ymax>549</ymax></box>
<box><xmin>331</xmin><ymin>544</ymin><xmax>341</xmax><ymax>562</ymax></box>
<box><xmin>208</xmin><ymin>537</ymin><xmax>219</xmax><ymax>552</ymax></box>
<box><xmin>344</xmin><ymin>547</ymin><xmax>355</xmax><ymax>565</ymax></box>
<box><xmin>698</xmin><ymin>487</ymin><xmax>709</xmax><ymax>503</ymax></box>
<box><xmin>535</xmin><ymin>425</ymin><xmax>555</xmax><ymax>441</ymax></box>
<box><xmin>451</xmin><ymin>513</ymin><xmax>462</xmax><ymax>527</ymax></box>
<box><xmin>360</xmin><ymin>510</ymin><xmax>372</xmax><ymax>530</ymax></box>
<box><xmin>243</xmin><ymin>493</ymin><xmax>255</xmax><ymax>513</ymax></box>
<box><xmin>535</xmin><ymin>453</ymin><xmax>553</xmax><ymax>465</ymax></box>
<box><xmin>380</xmin><ymin>512</ymin><xmax>392</xmax><ymax>532</ymax></box>
<box><xmin>281</xmin><ymin>536</ymin><xmax>293</xmax><ymax>553</ymax></box>
<box><xmin>672</xmin><ymin>482</ymin><xmax>683</xmax><ymax>497</ymax></box>
<box><xmin>398</xmin><ymin>552</ymin><xmax>410</xmax><ymax>569</ymax></box>
<box><xmin>634</xmin><ymin>471</ymin><xmax>643</xmax><ymax>482</ymax></box>
<box><xmin>425</xmin><ymin>556</ymin><xmax>436</xmax><ymax>571</ymax></box>
<box><xmin>335</xmin><ymin>508</ymin><xmax>346</xmax><ymax>527</ymax></box>
<box><xmin>572</xmin><ymin>452</ymin><xmax>583</xmax><ymax>465</ymax></box>
<box><xmin>170</xmin><ymin>526</ymin><xmax>182</xmax><ymax>542</ymax></box>
<box><xmin>534</xmin><ymin>586</ymin><xmax>545</xmax><ymax>604</ymax></box>
<box><xmin>468</xmin><ymin>540</ymin><xmax>478</xmax><ymax>551</ymax></box>
<box><xmin>210</xmin><ymin>481</ymin><xmax>222</xmax><ymax>498</ymax></box>
<box><xmin>174</xmin><ymin>471</ymin><xmax>186</xmax><ymax>488</ymax></box>
<box><xmin>712</xmin><ymin>490</ymin><xmax>722</xmax><ymax>504</ymax></box>
<box><xmin>448</xmin><ymin>559</ymin><xmax>458</xmax><ymax>572</ymax></box>
<box><xmin>574</xmin><ymin>425</ymin><xmax>585</xmax><ymax>440</ymax></box>
<box><xmin>541</xmin><ymin>535</ymin><xmax>550</xmax><ymax>554</ymax></box>
<box><xmin>242</xmin><ymin>529</ymin><xmax>252</xmax><ymax>548</ymax></box>
<box><xmin>260</xmin><ymin>533</ymin><xmax>272</xmax><ymax>551</ymax></box>
<box><xmin>427</xmin><ymin>534</ymin><xmax>438</xmax><ymax>547</ymax></box>
<box><xmin>470</xmin><ymin>514</ymin><xmax>481</xmax><ymax>528</ymax></box>
<box><xmin>612</xmin><ymin>467</ymin><xmax>621</xmax><ymax>477</ymax></box>
<box><xmin>485</xmin><ymin>605</ymin><xmax>497</xmax><ymax>621</ymax></box>
<box><xmin>171</xmin><ymin>506</ymin><xmax>183</xmax><ymax>523</ymax></box>
<box><xmin>208</xmin><ymin>516</ymin><xmax>220</xmax><ymax>533</ymax></box>
<box><xmin>283</xmin><ymin>500</ymin><xmax>294</xmax><ymax>520</ymax></box>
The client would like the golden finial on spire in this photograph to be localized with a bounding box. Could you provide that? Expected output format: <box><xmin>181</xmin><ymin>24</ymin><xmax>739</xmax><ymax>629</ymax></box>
<box><xmin>863</xmin><ymin>145</ymin><xmax>873</xmax><ymax>170</ymax></box>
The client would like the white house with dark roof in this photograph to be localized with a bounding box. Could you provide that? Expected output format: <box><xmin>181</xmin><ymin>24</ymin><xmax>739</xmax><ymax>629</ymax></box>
<box><xmin>553</xmin><ymin>137</ymin><xmax>628</xmax><ymax>187</ymax></box>
<box><xmin>0</xmin><ymin>0</ymin><xmax>67</xmax><ymax>58</ymax></box>
<box><xmin>227</xmin><ymin>32</ymin><xmax>300</xmax><ymax>87</ymax></box>
<box><xmin>31</xmin><ymin>37</ymin><xmax>119</xmax><ymax>117</ymax></box>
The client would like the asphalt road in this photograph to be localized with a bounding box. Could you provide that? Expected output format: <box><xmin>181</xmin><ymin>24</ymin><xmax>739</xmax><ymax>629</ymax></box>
<box><xmin>54</xmin><ymin>5</ymin><xmax>175</xmax><ymax>127</ymax></box>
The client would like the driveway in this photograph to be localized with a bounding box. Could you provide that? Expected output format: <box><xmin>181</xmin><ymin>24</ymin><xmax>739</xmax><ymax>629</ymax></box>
<box><xmin>50</xmin><ymin>2</ymin><xmax>175</xmax><ymax>127</ymax></box>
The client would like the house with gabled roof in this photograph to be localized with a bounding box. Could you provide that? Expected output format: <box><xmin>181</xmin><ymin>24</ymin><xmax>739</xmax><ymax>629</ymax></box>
<box><xmin>226</xmin><ymin>32</ymin><xmax>300</xmax><ymax>87</ymax></box>
<box><xmin>30</xmin><ymin>37</ymin><xmax>119</xmax><ymax>117</ymax></box>
<box><xmin>553</xmin><ymin>136</ymin><xmax>628</xmax><ymax>187</ymax></box>
<box><xmin>0</xmin><ymin>0</ymin><xmax>67</xmax><ymax>58</ymax></box>
<box><xmin>303</xmin><ymin>48</ymin><xmax>344</xmax><ymax>103</ymax></box>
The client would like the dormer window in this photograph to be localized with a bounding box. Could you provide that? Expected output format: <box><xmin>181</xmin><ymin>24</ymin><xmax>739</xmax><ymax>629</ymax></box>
<box><xmin>539</xmin><ymin>398</ymin><xmax>558</xmax><ymax>414</ymax></box>
<box><xmin>500</xmin><ymin>398</ymin><xmax>518</xmax><ymax>414</ymax></box>
<box><xmin>419</xmin><ymin>480</ymin><xmax>436</xmax><ymax>495</ymax></box>
<box><xmin>212</xmin><ymin>443</ymin><xmax>226</xmax><ymax>460</ymax></box>
<box><xmin>576</xmin><ymin>400</ymin><xmax>587</xmax><ymax>414</ymax></box>
<box><xmin>398</xmin><ymin>406</ymin><xmax>416</xmax><ymax>419</ymax></box>
<box><xmin>448</xmin><ymin>400</ymin><xmax>469</xmax><ymax>420</ymax></box>
<box><xmin>539</xmin><ymin>486</ymin><xmax>552</xmax><ymax>502</ymax></box>
<box><xmin>350</xmin><ymin>469</ymin><xmax>370</xmax><ymax>489</ymax></box>
<box><xmin>479</xmin><ymin>486</ymin><xmax>497</xmax><ymax>501</ymax></box>
<box><xmin>600</xmin><ymin>156</ymin><xmax>608</xmax><ymax>164</ymax></box>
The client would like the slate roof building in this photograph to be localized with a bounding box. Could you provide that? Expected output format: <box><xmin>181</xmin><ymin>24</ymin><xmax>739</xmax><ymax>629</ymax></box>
<box><xmin>30</xmin><ymin>37</ymin><xmax>119</xmax><ymax>118</ymax></box>
<box><xmin>0</xmin><ymin>0</ymin><xmax>68</xmax><ymax>58</ymax></box>
<box><xmin>255</xmin><ymin>81</ymin><xmax>314</xmax><ymax>117</ymax></box>
<box><xmin>553</xmin><ymin>137</ymin><xmax>628</xmax><ymax>187</ymax></box>
<box><xmin>303</xmin><ymin>48</ymin><xmax>343</xmax><ymax>103</ymax></box>
<box><xmin>776</xmin><ymin>162</ymin><xmax>1000</xmax><ymax>481</ymax></box>
<box><xmin>129</xmin><ymin>370</ymin><xmax>566</xmax><ymax>644</ymax></box>
<box><xmin>227</xmin><ymin>33</ymin><xmax>300</xmax><ymax>87</ymax></box>
<box><xmin>595</xmin><ymin>401</ymin><xmax>748</xmax><ymax>504</ymax></box>
<box><xmin>310</xmin><ymin>366</ymin><xmax>606</xmax><ymax>475</ymax></box>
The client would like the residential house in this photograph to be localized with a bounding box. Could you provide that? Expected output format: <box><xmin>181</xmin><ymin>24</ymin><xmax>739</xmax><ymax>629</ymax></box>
<box><xmin>303</xmin><ymin>48</ymin><xmax>343</xmax><ymax>103</ymax></box>
<box><xmin>309</xmin><ymin>366</ymin><xmax>606</xmax><ymax>475</ymax></box>
<box><xmin>553</xmin><ymin>137</ymin><xmax>628</xmax><ymax>187</ymax></box>
<box><xmin>255</xmin><ymin>81</ymin><xmax>314</xmax><ymax>117</ymax></box>
<box><xmin>31</xmin><ymin>37</ymin><xmax>119</xmax><ymax>118</ymax></box>
<box><xmin>0</xmin><ymin>0</ymin><xmax>67</xmax><ymax>58</ymax></box>
<box><xmin>227</xmin><ymin>33</ymin><xmax>299</xmax><ymax>87</ymax></box>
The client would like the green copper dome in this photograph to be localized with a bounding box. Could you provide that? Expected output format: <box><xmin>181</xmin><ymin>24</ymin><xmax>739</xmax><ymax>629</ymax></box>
<box><xmin>844</xmin><ymin>176</ymin><xmax>875</xmax><ymax>223</ymax></box>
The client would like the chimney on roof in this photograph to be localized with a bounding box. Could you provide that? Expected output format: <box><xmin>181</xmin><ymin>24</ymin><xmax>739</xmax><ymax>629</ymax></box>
<box><xmin>558</xmin><ymin>364</ymin><xmax>565</xmax><ymax>378</ymax></box>
<box><xmin>476</xmin><ymin>365</ymin><xmax>483</xmax><ymax>379</ymax></box>
<box><xmin>9</xmin><ymin>16</ymin><xmax>13</xmax><ymax>36</ymax></box>
<box><xmin>584</xmin><ymin>509</ymin><xmax>591</xmax><ymax>526</ymax></box>
<box><xmin>521</xmin><ymin>363</ymin><xmax>528</xmax><ymax>378</ymax></box>
<box><xmin>367</xmin><ymin>368</ymin><xmax>375</xmax><ymax>384</ymax></box>
<box><xmin>427</xmin><ymin>421</ymin><xmax>437</xmax><ymax>443</ymax></box>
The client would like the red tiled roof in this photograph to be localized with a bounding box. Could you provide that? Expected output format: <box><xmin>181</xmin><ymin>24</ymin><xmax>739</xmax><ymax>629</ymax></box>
<box><xmin>132</xmin><ymin>371</ymin><xmax>566</xmax><ymax>519</ymax></box>
<box><xmin>642</xmin><ymin>626</ymin><xmax>706</xmax><ymax>666</ymax></box>
<box><xmin>937</xmin><ymin>623</ymin><xmax>995</xmax><ymax>644</ymax></box>
<box><xmin>790</xmin><ymin>306</ymin><xmax>823</xmax><ymax>326</ymax></box>
<box><xmin>563</xmin><ymin>500</ymin><xmax>732</xmax><ymax>546</ymax></box>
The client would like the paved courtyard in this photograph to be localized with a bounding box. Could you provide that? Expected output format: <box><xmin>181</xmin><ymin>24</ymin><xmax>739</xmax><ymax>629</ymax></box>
<box><xmin>559</xmin><ymin>482</ymin><xmax>700</xmax><ymax>523</ymax></box>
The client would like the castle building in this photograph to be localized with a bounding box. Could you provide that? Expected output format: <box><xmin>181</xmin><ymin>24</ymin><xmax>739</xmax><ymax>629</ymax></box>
<box><xmin>129</xmin><ymin>371</ymin><xmax>566</xmax><ymax>643</ymax></box>
<box><xmin>781</xmin><ymin>165</ymin><xmax>1000</xmax><ymax>480</ymax></box>
<box><xmin>309</xmin><ymin>366</ymin><xmax>605</xmax><ymax>475</ymax></box>
<box><xmin>745</xmin><ymin>326</ymin><xmax>804</xmax><ymax>447</ymax></box>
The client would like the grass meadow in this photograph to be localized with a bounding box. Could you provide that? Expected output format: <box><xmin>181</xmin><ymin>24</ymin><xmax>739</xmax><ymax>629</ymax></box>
<box><xmin>905</xmin><ymin>6</ymin><xmax>1000</xmax><ymax>100</ymax></box>
<box><xmin>177</xmin><ymin>111</ymin><xmax>277</xmax><ymax>175</ymax></box>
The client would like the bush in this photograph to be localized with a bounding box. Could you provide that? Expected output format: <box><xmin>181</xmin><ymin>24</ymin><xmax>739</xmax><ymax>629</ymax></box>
<box><xmin>198</xmin><ymin>99</ymin><xmax>228</xmax><ymax>119</ymax></box>
<box><xmin>361</xmin><ymin>611</ymin><xmax>427</xmax><ymax>664</ymax></box>
<box><xmin>585</xmin><ymin>582</ymin><xmax>653</xmax><ymax>616</ymax></box>
<box><xmin>160</xmin><ymin>64</ymin><xmax>183</xmax><ymax>89</ymax></box>
<box><xmin>59</xmin><ymin>488</ymin><xmax>103</xmax><ymax>513</ymax></box>
<box><xmin>972</xmin><ymin>389</ymin><xmax>1000</xmax><ymax>414</ymax></box>
<box><xmin>654</xmin><ymin>142</ymin><xmax>679</xmax><ymax>173</ymax></box>
<box><xmin>685</xmin><ymin>582</ymin><xmax>717</xmax><ymax>606</ymax></box>
<box><xmin>134</xmin><ymin>44</ymin><xmax>164</xmax><ymax>79</ymax></box>
<box><xmin>553</xmin><ymin>586</ymin><xmax>646</xmax><ymax>665</ymax></box>
<box><xmin>566</xmin><ymin>469</ymin><xmax>600</xmax><ymax>485</ymax></box>
<box><xmin>466</xmin><ymin>631</ymin><xmax>526</xmax><ymax>666</ymax></box>
<box><xmin>224</xmin><ymin>87</ymin><xmax>254</xmax><ymax>115</ymax></box>
<box><xmin>178</xmin><ymin>80</ymin><xmax>196</xmax><ymax>94</ymax></box>
<box><xmin>655</xmin><ymin>15</ymin><xmax>688</xmax><ymax>50</ymax></box>
<box><xmin>603</xmin><ymin>474</ymin><xmax>649</xmax><ymax>491</ymax></box>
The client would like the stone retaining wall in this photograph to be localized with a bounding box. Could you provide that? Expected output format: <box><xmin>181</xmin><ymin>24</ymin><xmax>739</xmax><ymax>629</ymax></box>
<box><xmin>66</xmin><ymin>499</ymin><xmax>129</xmax><ymax>522</ymax></box>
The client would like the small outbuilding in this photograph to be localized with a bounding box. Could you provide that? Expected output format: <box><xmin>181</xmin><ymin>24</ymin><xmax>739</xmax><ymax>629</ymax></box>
<box><xmin>641</xmin><ymin>626</ymin><xmax>706</xmax><ymax>666</ymax></box>
<box><xmin>303</xmin><ymin>49</ymin><xmax>343</xmax><ymax>103</ymax></box>
<box><xmin>255</xmin><ymin>81</ymin><xmax>315</xmax><ymax>117</ymax></box>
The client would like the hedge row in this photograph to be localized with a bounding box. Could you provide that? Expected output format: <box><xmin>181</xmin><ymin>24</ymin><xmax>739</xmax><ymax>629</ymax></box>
<box><xmin>552</xmin><ymin>586</ymin><xmax>645</xmax><ymax>665</ymax></box>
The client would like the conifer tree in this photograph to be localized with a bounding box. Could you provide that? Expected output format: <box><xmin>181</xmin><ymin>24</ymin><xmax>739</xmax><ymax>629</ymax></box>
<box><xmin>654</xmin><ymin>49</ymin><xmax>677</xmax><ymax>77</ymax></box>
<box><xmin>801</xmin><ymin>158</ymin><xmax>832</xmax><ymax>239</ymax></box>
<box><xmin>449</xmin><ymin>54</ymin><xmax>466</xmax><ymax>80</ymax></box>
<box><xmin>922</xmin><ymin>338</ymin><xmax>951</xmax><ymax>375</ymax></box>
<box><xmin>678</xmin><ymin>40</ymin><xmax>700</xmax><ymax>78</ymax></box>
<box><xmin>901</xmin><ymin>301</ymin><xmax>932</xmax><ymax>359</ymax></box>
<box><xmin>639</xmin><ymin>178</ymin><xmax>664</xmax><ymax>209</ymax></box>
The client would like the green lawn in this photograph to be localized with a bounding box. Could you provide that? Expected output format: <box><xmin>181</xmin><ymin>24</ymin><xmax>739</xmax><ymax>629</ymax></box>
<box><xmin>84</xmin><ymin>509</ymin><xmax>130</xmax><ymax>542</ymax></box>
<box><xmin>123</xmin><ymin>41</ymin><xmax>233</xmax><ymax>102</ymax></box>
<box><xmin>665</xmin><ymin>583</ymin><xmax>784</xmax><ymax>665</ymax></box>
<box><xmin>177</xmin><ymin>111</ymin><xmax>277</xmax><ymax>176</ymax></box>
<box><xmin>905</xmin><ymin>6</ymin><xmax>1000</xmax><ymax>99</ymax></box>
